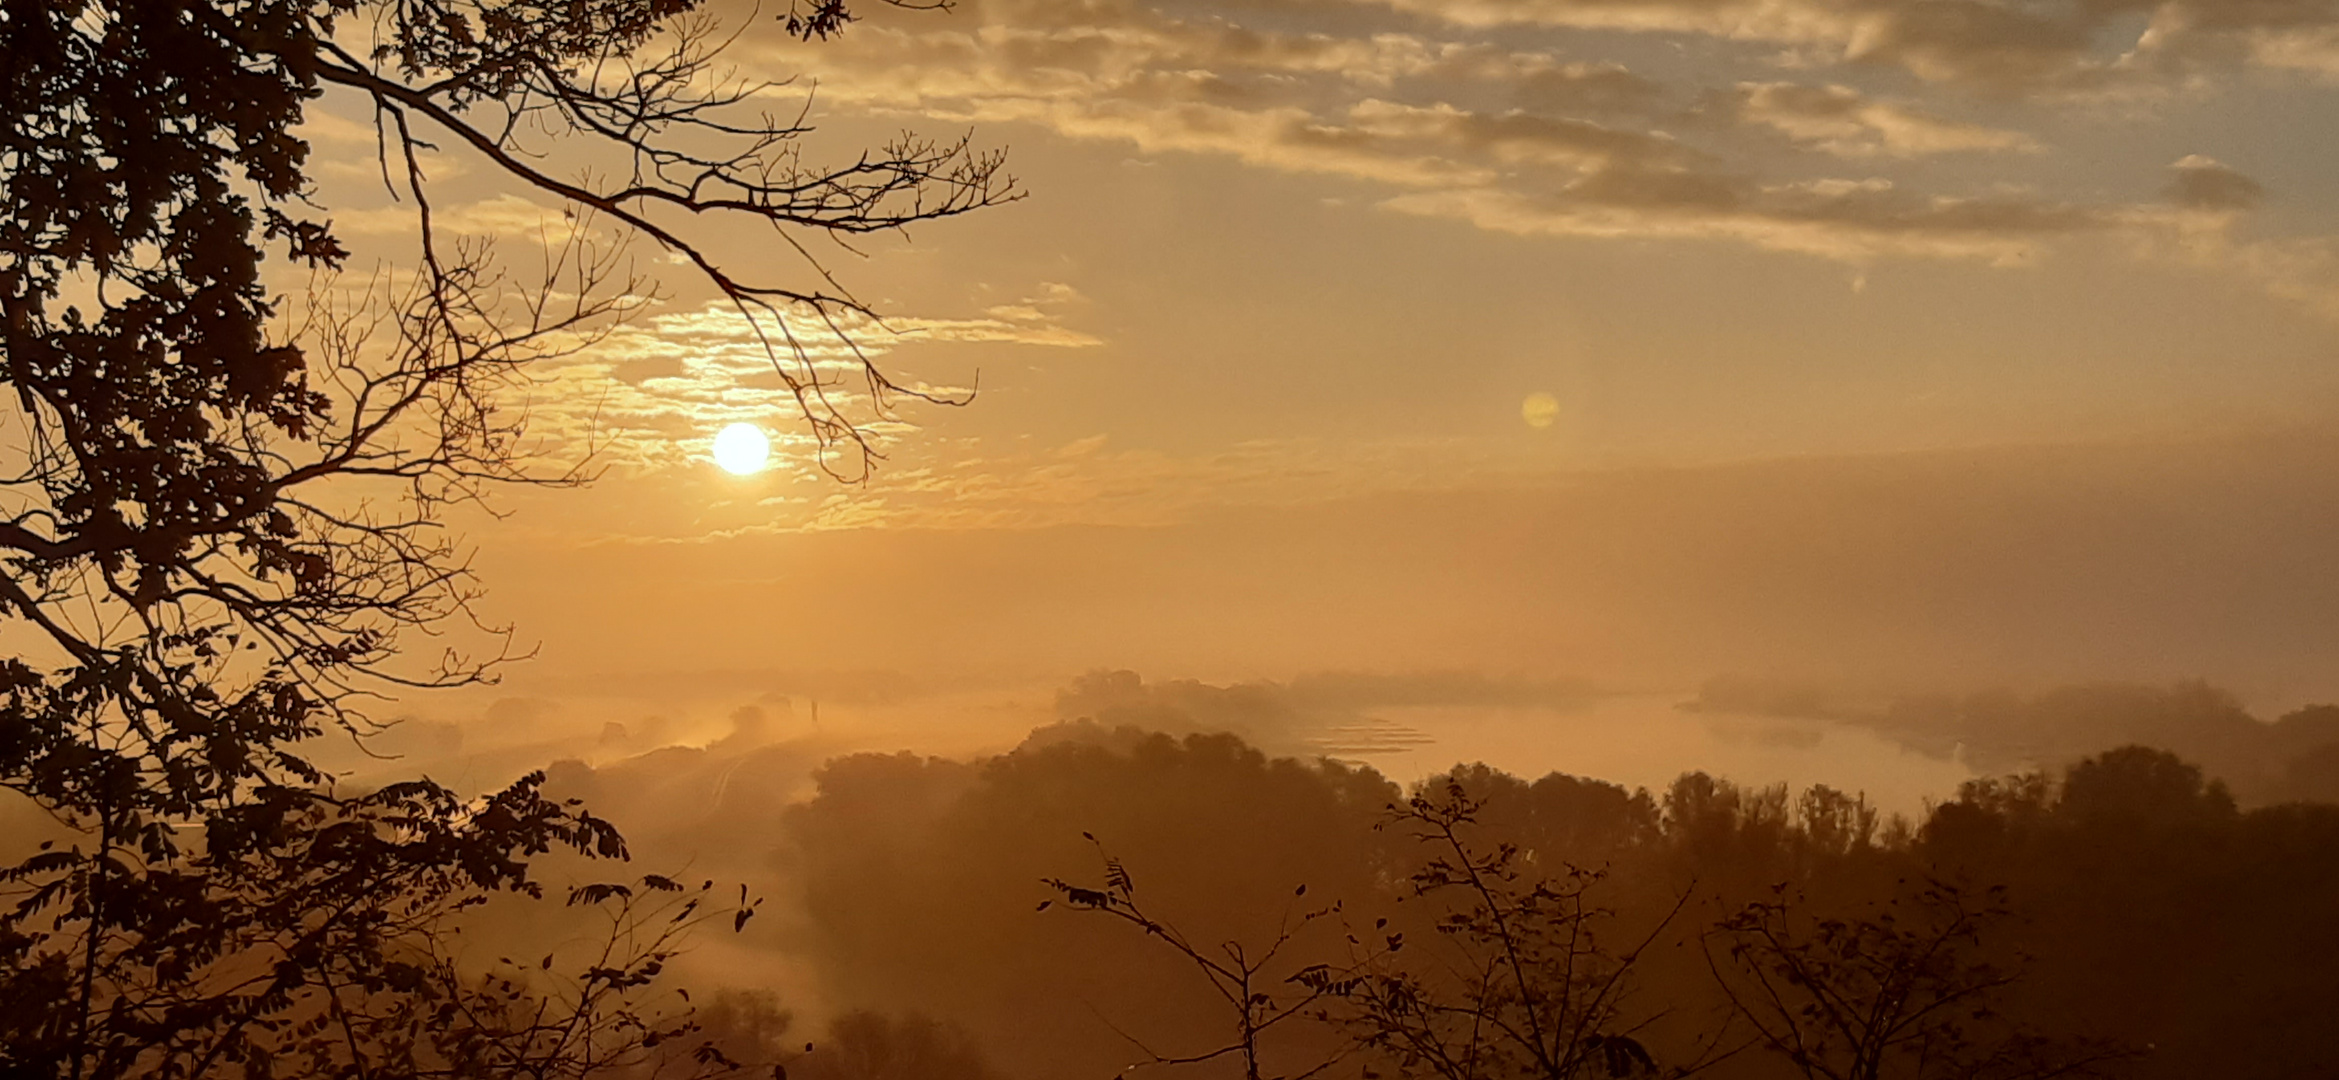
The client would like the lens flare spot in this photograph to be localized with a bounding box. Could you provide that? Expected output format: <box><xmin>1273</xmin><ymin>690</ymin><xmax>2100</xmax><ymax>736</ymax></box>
<box><xmin>1521</xmin><ymin>392</ymin><xmax>1560</xmax><ymax>430</ymax></box>
<box><xmin>712</xmin><ymin>422</ymin><xmax>770</xmax><ymax>475</ymax></box>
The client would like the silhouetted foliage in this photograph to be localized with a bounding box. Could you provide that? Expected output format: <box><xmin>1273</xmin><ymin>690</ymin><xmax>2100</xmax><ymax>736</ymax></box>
<box><xmin>1043</xmin><ymin>781</ymin><xmax>1697</xmax><ymax>1080</ymax></box>
<box><xmin>1326</xmin><ymin>782</ymin><xmax>1692</xmax><ymax>1080</ymax></box>
<box><xmin>680</xmin><ymin>990</ymin><xmax>1001</xmax><ymax>1080</ymax></box>
<box><xmin>1706</xmin><ymin>882</ymin><xmax>2129</xmax><ymax>1080</ymax></box>
<box><xmin>768</xmin><ymin>722</ymin><xmax>2339</xmax><ymax>1080</ymax></box>
<box><xmin>779</xmin><ymin>730</ymin><xmax>1399</xmax><ymax>1080</ymax></box>
<box><xmin>1915</xmin><ymin>747</ymin><xmax>2339</xmax><ymax>1079</ymax></box>
<box><xmin>0</xmin><ymin>0</ymin><xmax>1004</xmax><ymax>1075</ymax></box>
<box><xmin>1045</xmin><ymin>836</ymin><xmax>1353</xmax><ymax>1080</ymax></box>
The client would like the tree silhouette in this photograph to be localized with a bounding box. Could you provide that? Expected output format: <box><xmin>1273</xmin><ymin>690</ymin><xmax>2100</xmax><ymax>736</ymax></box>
<box><xmin>0</xmin><ymin>1</ymin><xmax>1008</xmax><ymax>1076</ymax></box>
<box><xmin>1704</xmin><ymin>881</ymin><xmax>2130</xmax><ymax>1080</ymax></box>
<box><xmin>1043</xmin><ymin>836</ymin><xmax>1355</xmax><ymax>1080</ymax></box>
<box><xmin>1043</xmin><ymin>782</ymin><xmax>1691</xmax><ymax>1080</ymax></box>
<box><xmin>1312</xmin><ymin>782</ymin><xmax>1685</xmax><ymax>1080</ymax></box>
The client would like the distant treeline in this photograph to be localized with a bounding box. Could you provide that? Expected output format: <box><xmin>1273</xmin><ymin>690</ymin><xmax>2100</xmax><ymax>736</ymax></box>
<box><xmin>1687</xmin><ymin>677</ymin><xmax>2339</xmax><ymax>803</ymax></box>
<box><xmin>768</xmin><ymin>722</ymin><xmax>2339</xmax><ymax>1080</ymax></box>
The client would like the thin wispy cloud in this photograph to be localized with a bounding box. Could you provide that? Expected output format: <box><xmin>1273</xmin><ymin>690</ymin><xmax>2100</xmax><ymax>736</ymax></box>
<box><xmin>715</xmin><ymin>0</ymin><xmax>2336</xmax><ymax>311</ymax></box>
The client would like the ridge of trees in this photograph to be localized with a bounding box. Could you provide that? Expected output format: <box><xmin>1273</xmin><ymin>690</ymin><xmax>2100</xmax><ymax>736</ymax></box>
<box><xmin>766</xmin><ymin>726</ymin><xmax>2339</xmax><ymax>1080</ymax></box>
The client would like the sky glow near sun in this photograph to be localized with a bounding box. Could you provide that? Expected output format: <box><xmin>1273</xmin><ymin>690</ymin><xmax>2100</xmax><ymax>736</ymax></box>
<box><xmin>292</xmin><ymin>0</ymin><xmax>2339</xmax><ymax>700</ymax></box>
<box><xmin>305</xmin><ymin>0</ymin><xmax>2339</xmax><ymax>538</ymax></box>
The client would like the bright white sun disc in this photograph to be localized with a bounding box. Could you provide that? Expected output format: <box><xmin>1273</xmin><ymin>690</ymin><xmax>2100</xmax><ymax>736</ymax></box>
<box><xmin>712</xmin><ymin>422</ymin><xmax>770</xmax><ymax>475</ymax></box>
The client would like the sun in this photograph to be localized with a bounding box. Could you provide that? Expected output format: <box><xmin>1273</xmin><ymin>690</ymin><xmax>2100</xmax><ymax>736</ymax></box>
<box><xmin>1521</xmin><ymin>392</ymin><xmax>1560</xmax><ymax>430</ymax></box>
<box><xmin>712</xmin><ymin>422</ymin><xmax>770</xmax><ymax>475</ymax></box>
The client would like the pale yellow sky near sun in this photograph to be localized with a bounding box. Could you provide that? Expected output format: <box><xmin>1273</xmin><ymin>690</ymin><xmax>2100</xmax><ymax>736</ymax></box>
<box><xmin>290</xmin><ymin>0</ymin><xmax>2339</xmax><ymax>724</ymax></box>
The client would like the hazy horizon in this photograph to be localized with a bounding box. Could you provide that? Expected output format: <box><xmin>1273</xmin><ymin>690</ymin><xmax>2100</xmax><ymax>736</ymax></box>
<box><xmin>12</xmin><ymin>0</ymin><xmax>2338</xmax><ymax>1075</ymax></box>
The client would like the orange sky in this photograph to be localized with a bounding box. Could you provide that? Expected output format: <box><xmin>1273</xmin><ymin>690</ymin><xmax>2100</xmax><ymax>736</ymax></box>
<box><xmin>286</xmin><ymin>0</ymin><xmax>2339</xmax><ymax>796</ymax></box>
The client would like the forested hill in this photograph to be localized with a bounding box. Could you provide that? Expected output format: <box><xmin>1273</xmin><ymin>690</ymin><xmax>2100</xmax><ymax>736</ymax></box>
<box><xmin>549</xmin><ymin>721</ymin><xmax>2339</xmax><ymax>1080</ymax></box>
